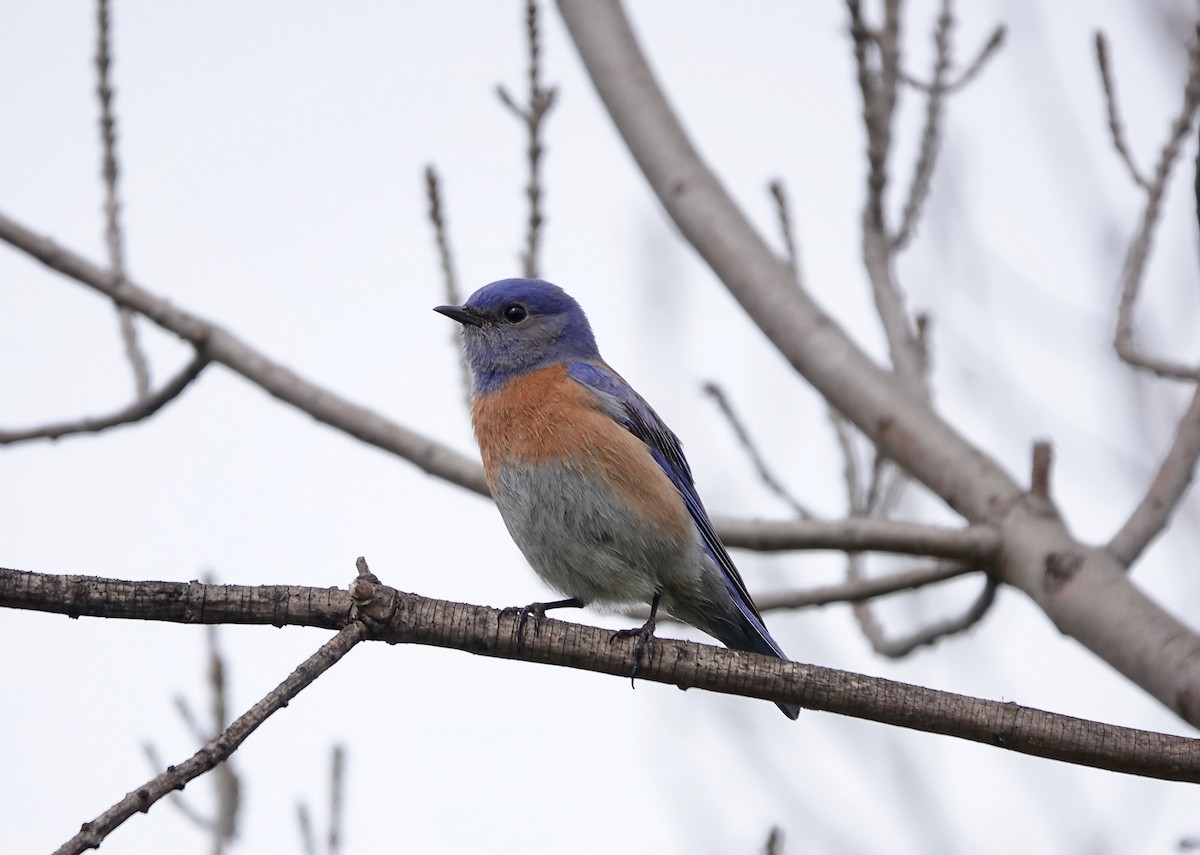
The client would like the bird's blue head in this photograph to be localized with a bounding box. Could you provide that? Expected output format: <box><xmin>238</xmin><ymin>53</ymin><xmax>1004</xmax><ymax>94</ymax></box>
<box><xmin>434</xmin><ymin>278</ymin><xmax>601</xmax><ymax>395</ymax></box>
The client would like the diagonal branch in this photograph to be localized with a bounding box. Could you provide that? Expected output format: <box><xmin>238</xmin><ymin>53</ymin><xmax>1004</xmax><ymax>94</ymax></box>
<box><xmin>1110</xmin><ymin>384</ymin><xmax>1200</xmax><ymax>566</ymax></box>
<box><xmin>0</xmin><ymin>208</ymin><xmax>489</xmax><ymax>495</ymax></box>
<box><xmin>5</xmin><ymin>565</ymin><xmax>1200</xmax><ymax>783</ymax></box>
<box><xmin>54</xmin><ymin>617</ymin><xmax>368</xmax><ymax>855</ymax></box>
<box><xmin>1094</xmin><ymin>33</ymin><xmax>1152</xmax><ymax>191</ymax></box>
<box><xmin>0</xmin><ymin>351</ymin><xmax>208</xmax><ymax>445</ymax></box>
<box><xmin>702</xmin><ymin>381</ymin><xmax>815</xmax><ymax>518</ymax></box>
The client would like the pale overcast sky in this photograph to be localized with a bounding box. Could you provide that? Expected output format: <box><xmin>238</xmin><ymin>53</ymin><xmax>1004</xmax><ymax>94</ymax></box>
<box><xmin>3</xmin><ymin>2</ymin><xmax>1199</xmax><ymax>853</ymax></box>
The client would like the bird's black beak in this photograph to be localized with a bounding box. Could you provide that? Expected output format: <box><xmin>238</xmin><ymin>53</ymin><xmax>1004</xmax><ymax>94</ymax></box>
<box><xmin>433</xmin><ymin>304</ymin><xmax>484</xmax><ymax>327</ymax></box>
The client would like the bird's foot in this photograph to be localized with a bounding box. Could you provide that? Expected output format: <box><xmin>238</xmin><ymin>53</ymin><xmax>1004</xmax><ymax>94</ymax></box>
<box><xmin>609</xmin><ymin>614</ymin><xmax>657</xmax><ymax>687</ymax></box>
<box><xmin>500</xmin><ymin>598</ymin><xmax>583</xmax><ymax>652</ymax></box>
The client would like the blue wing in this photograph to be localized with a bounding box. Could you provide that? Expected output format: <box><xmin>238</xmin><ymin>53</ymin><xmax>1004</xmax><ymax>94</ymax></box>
<box><xmin>566</xmin><ymin>360</ymin><xmax>787</xmax><ymax>659</ymax></box>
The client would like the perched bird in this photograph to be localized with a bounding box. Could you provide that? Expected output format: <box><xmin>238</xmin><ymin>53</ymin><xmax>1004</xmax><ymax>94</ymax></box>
<box><xmin>435</xmin><ymin>278</ymin><xmax>800</xmax><ymax>719</ymax></box>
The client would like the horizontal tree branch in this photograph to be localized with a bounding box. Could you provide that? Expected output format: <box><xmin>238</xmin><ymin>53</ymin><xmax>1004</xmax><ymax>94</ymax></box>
<box><xmin>4</xmin><ymin>565</ymin><xmax>1199</xmax><ymax>783</ymax></box>
<box><xmin>555</xmin><ymin>0</ymin><xmax>1200</xmax><ymax>727</ymax></box>
<box><xmin>638</xmin><ymin>562</ymin><xmax>980</xmax><ymax>622</ymax></box>
<box><xmin>0</xmin><ymin>351</ymin><xmax>209</xmax><ymax>445</ymax></box>
<box><xmin>712</xmin><ymin>516</ymin><xmax>1000</xmax><ymax>560</ymax></box>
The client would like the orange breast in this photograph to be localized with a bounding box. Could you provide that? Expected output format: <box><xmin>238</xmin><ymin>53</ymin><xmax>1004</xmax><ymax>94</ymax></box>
<box><xmin>471</xmin><ymin>365</ymin><xmax>691</xmax><ymax>535</ymax></box>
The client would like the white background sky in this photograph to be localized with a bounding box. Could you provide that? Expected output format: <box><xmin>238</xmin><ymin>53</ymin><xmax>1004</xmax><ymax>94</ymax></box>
<box><xmin>3</xmin><ymin>2</ymin><xmax>1200</xmax><ymax>853</ymax></box>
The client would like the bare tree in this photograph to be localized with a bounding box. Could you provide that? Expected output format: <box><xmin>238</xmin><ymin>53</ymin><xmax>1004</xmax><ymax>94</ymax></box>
<box><xmin>2</xmin><ymin>1</ymin><xmax>1200</xmax><ymax>851</ymax></box>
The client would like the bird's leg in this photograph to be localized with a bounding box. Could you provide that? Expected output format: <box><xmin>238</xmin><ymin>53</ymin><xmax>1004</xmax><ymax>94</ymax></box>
<box><xmin>501</xmin><ymin>597</ymin><xmax>584</xmax><ymax>651</ymax></box>
<box><xmin>609</xmin><ymin>589</ymin><xmax>661</xmax><ymax>686</ymax></box>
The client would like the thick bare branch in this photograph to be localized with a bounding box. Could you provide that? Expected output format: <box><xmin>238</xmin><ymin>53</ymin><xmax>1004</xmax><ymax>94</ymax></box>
<box><xmin>702</xmin><ymin>381</ymin><xmax>815</xmax><ymax>518</ymax></box>
<box><xmin>1111</xmin><ymin>25</ymin><xmax>1200</xmax><ymax>380</ymax></box>
<box><xmin>5</xmin><ymin>566</ymin><xmax>1200</xmax><ymax>781</ymax></box>
<box><xmin>94</xmin><ymin>0</ymin><xmax>150</xmax><ymax>399</ymax></box>
<box><xmin>0</xmin><ymin>352</ymin><xmax>208</xmax><ymax>445</ymax></box>
<box><xmin>1110</xmin><ymin>385</ymin><xmax>1200</xmax><ymax>566</ymax></box>
<box><xmin>555</xmin><ymin>0</ymin><xmax>1200</xmax><ymax>722</ymax></box>
<box><xmin>497</xmin><ymin>0</ymin><xmax>558</xmax><ymax>279</ymax></box>
<box><xmin>54</xmin><ymin>618</ymin><xmax>368</xmax><ymax>855</ymax></box>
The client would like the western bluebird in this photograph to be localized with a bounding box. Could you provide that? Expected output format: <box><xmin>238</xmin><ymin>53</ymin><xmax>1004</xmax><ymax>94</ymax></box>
<box><xmin>435</xmin><ymin>278</ymin><xmax>799</xmax><ymax>719</ymax></box>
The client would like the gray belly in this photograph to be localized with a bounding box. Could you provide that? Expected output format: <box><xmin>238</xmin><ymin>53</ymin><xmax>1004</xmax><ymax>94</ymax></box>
<box><xmin>492</xmin><ymin>461</ymin><xmax>704</xmax><ymax>607</ymax></box>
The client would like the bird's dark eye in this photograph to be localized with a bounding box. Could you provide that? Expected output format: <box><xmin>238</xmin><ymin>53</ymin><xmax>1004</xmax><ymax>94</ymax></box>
<box><xmin>503</xmin><ymin>304</ymin><xmax>527</xmax><ymax>323</ymax></box>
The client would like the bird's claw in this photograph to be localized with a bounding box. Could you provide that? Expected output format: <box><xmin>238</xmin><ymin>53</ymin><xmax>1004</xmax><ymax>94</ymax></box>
<box><xmin>609</xmin><ymin>616</ymin><xmax>657</xmax><ymax>687</ymax></box>
<box><xmin>500</xmin><ymin>602</ymin><xmax>549</xmax><ymax>652</ymax></box>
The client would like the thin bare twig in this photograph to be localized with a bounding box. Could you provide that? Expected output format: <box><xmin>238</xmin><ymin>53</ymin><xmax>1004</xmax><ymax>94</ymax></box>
<box><xmin>328</xmin><ymin>744</ymin><xmax>345</xmax><ymax>855</ymax></box>
<box><xmin>640</xmin><ymin>563</ymin><xmax>976</xmax><ymax>621</ymax></box>
<box><xmin>1030</xmin><ymin>439</ymin><xmax>1054</xmax><ymax>500</ymax></box>
<box><xmin>1111</xmin><ymin>25</ymin><xmax>1200</xmax><ymax>380</ymax></box>
<box><xmin>298</xmin><ymin>745</ymin><xmax>346</xmax><ymax>855</ymax></box>
<box><xmin>297</xmin><ymin>805</ymin><xmax>317</xmax><ymax>855</ymax></box>
<box><xmin>95</xmin><ymin>0</ymin><xmax>150</xmax><ymax>399</ymax></box>
<box><xmin>1095</xmin><ymin>32</ymin><xmax>1152</xmax><ymax>191</ymax></box>
<box><xmin>847</xmin><ymin>0</ymin><xmax>901</xmax><ymax>234</ymax></box>
<box><xmin>497</xmin><ymin>0</ymin><xmax>558</xmax><ymax>278</ymax></box>
<box><xmin>424</xmin><ymin>165</ymin><xmax>471</xmax><ymax>404</ymax></box>
<box><xmin>1110</xmin><ymin>384</ymin><xmax>1200</xmax><ymax>566</ymax></box>
<box><xmin>891</xmin><ymin>0</ymin><xmax>952</xmax><ymax>252</ymax></box>
<box><xmin>424</xmin><ymin>166</ymin><xmax>462</xmax><ymax>309</ymax></box>
<box><xmin>829</xmin><ymin>409</ymin><xmax>866</xmax><ymax>512</ymax></box>
<box><xmin>768</xmin><ymin>179</ymin><xmax>804</xmax><ymax>288</ymax></box>
<box><xmin>848</xmin><ymin>0</ymin><xmax>928</xmax><ymax>396</ymax></box>
<box><xmin>702</xmin><ymin>381</ymin><xmax>815</xmax><ymax>518</ymax></box>
<box><xmin>0</xmin><ymin>352</ymin><xmax>208</xmax><ymax>445</ymax></box>
<box><xmin>946</xmin><ymin>25</ymin><xmax>1005</xmax><ymax>93</ymax></box>
<box><xmin>143</xmin><ymin>612</ymin><xmax>239</xmax><ymax>855</ymax></box>
<box><xmin>850</xmin><ymin>555</ymin><xmax>998</xmax><ymax>658</ymax></box>
<box><xmin>764</xmin><ymin>827</ymin><xmax>785</xmax><ymax>855</ymax></box>
<box><xmin>55</xmin><ymin>619</ymin><xmax>368</xmax><ymax>855</ymax></box>
<box><xmin>726</xmin><ymin>563</ymin><xmax>978</xmax><ymax>614</ymax></box>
